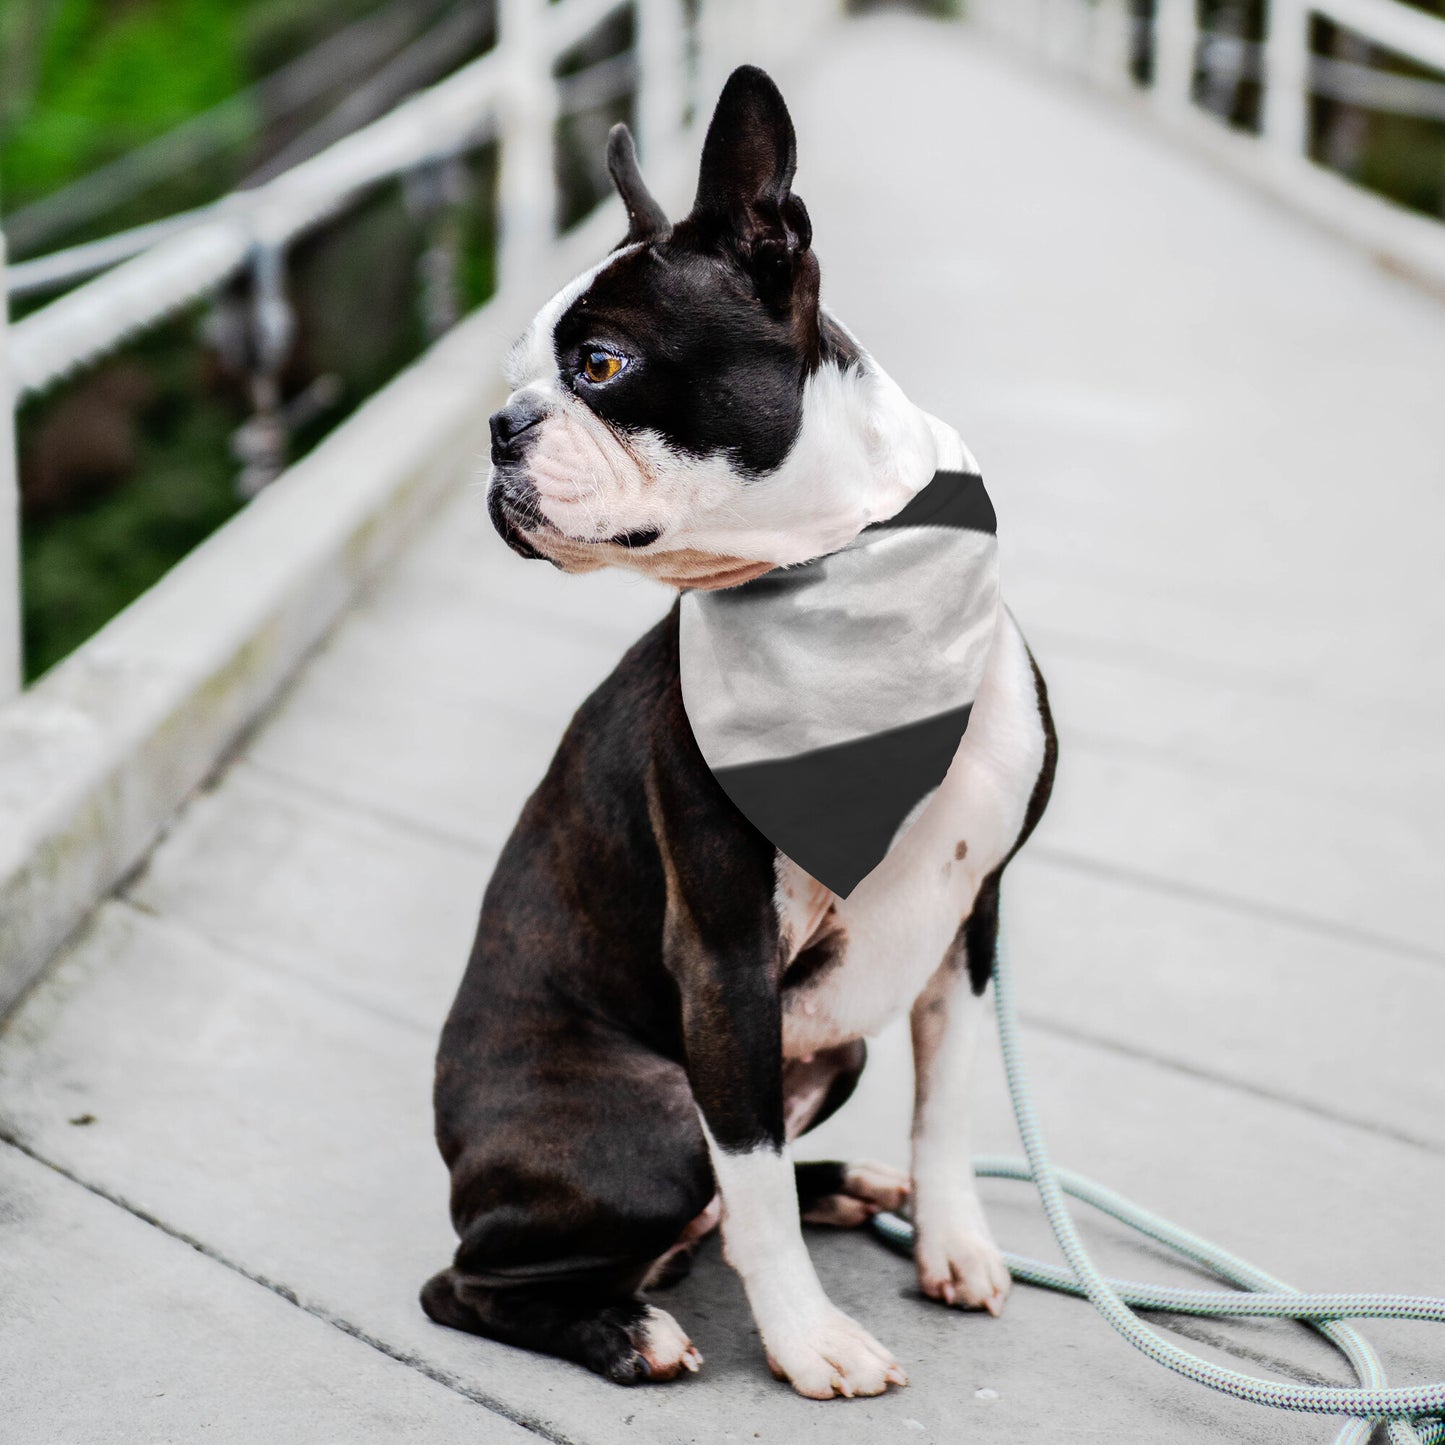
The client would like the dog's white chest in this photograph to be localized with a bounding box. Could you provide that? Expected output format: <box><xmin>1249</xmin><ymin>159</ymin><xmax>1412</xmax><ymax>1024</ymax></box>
<box><xmin>776</xmin><ymin>610</ymin><xmax>1045</xmax><ymax>1058</ymax></box>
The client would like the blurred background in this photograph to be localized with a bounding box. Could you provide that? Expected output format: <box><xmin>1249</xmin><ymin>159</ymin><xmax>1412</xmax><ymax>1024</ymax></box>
<box><xmin>1</xmin><ymin>0</ymin><xmax>651</xmax><ymax>678</ymax></box>
<box><xmin>2</xmin><ymin>0</ymin><xmax>1443</xmax><ymax>682</ymax></box>
<box><xmin>3</xmin><ymin>4</ymin><xmax>1445</xmax><ymax>1438</ymax></box>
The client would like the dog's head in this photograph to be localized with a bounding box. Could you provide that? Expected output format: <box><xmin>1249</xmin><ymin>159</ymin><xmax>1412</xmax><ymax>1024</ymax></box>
<box><xmin>488</xmin><ymin>65</ymin><xmax>938</xmax><ymax>588</ymax></box>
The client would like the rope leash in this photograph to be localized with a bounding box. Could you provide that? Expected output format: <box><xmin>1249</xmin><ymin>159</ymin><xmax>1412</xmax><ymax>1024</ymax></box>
<box><xmin>869</xmin><ymin>925</ymin><xmax>1445</xmax><ymax>1444</ymax></box>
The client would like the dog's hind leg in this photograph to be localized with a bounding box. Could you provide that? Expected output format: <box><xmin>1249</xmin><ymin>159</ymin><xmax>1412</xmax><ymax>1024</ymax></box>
<box><xmin>427</xmin><ymin>1025</ymin><xmax>715</xmax><ymax>1384</ymax></box>
<box><xmin>795</xmin><ymin>1160</ymin><xmax>911</xmax><ymax>1228</ymax></box>
<box><xmin>641</xmin><ymin>1193</ymin><xmax>722</xmax><ymax>1291</ymax></box>
<box><xmin>422</xmin><ymin>1136</ymin><xmax>709</xmax><ymax>1383</ymax></box>
<box><xmin>420</xmin><ymin>1268</ymin><xmax>701</xmax><ymax>1383</ymax></box>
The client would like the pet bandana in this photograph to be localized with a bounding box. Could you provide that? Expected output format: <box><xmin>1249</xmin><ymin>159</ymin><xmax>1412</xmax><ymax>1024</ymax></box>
<box><xmin>679</xmin><ymin>469</ymin><xmax>1000</xmax><ymax>897</ymax></box>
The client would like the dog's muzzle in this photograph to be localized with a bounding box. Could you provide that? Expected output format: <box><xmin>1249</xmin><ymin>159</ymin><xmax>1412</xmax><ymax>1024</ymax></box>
<box><xmin>489</xmin><ymin>399</ymin><xmax>545</xmax><ymax>466</ymax></box>
<box><xmin>486</xmin><ymin>400</ymin><xmax>549</xmax><ymax>559</ymax></box>
<box><xmin>487</xmin><ymin>474</ymin><xmax>546</xmax><ymax>560</ymax></box>
<box><xmin>484</xmin><ymin>399</ymin><xmax>664</xmax><ymax>559</ymax></box>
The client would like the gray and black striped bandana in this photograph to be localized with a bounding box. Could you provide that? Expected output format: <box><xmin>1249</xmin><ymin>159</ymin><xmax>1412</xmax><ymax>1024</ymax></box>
<box><xmin>679</xmin><ymin>470</ymin><xmax>999</xmax><ymax>897</ymax></box>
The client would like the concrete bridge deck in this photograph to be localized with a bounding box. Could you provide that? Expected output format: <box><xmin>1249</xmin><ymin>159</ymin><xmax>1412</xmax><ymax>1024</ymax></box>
<box><xmin>4</xmin><ymin>11</ymin><xmax>1445</xmax><ymax>1442</ymax></box>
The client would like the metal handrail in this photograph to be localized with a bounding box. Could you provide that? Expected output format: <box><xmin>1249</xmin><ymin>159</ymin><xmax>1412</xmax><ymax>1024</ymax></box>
<box><xmin>959</xmin><ymin>0</ymin><xmax>1445</xmax><ymax>348</ymax></box>
<box><xmin>967</xmin><ymin>0</ymin><xmax>1445</xmax><ymax>214</ymax></box>
<box><xmin>6</xmin><ymin>0</ymin><xmax>637</xmax><ymax>401</ymax></box>
<box><xmin>6</xmin><ymin>38</ymin><xmax>647</xmax><ymax>304</ymax></box>
<box><xmin>1320</xmin><ymin>0</ymin><xmax>1445</xmax><ymax>75</ymax></box>
<box><xmin>0</xmin><ymin>0</ymin><xmax>459</xmax><ymax>259</ymax></box>
<box><xmin>0</xmin><ymin>0</ymin><xmax>691</xmax><ymax>698</ymax></box>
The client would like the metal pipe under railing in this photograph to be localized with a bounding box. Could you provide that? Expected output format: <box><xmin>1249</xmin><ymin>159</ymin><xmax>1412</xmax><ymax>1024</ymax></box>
<box><xmin>968</xmin><ymin>0</ymin><xmax>1445</xmax><ymax>191</ymax></box>
<box><xmin>0</xmin><ymin>0</ymin><xmax>455</xmax><ymax>260</ymax></box>
<box><xmin>7</xmin><ymin>37</ymin><xmax>652</xmax><ymax>307</ymax></box>
<box><xmin>0</xmin><ymin>0</ymin><xmax>622</xmax><ymax>698</ymax></box>
<box><xmin>0</xmin><ymin>0</ymin><xmax>839</xmax><ymax>699</ymax></box>
<box><xmin>1321</xmin><ymin>0</ymin><xmax>1445</xmax><ymax>75</ymax></box>
<box><xmin>0</xmin><ymin>236</ymin><xmax>19</xmax><ymax>699</ymax></box>
<box><xmin>6</xmin><ymin>0</ymin><xmax>639</xmax><ymax>399</ymax></box>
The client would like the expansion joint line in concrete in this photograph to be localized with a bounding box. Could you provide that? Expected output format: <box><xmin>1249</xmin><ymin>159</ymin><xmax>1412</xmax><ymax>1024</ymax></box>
<box><xmin>0</xmin><ymin>1130</ymin><xmax>575</xmax><ymax>1445</ymax></box>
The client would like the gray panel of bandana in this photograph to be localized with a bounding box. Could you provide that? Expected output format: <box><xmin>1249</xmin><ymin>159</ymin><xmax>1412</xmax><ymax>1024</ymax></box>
<box><xmin>679</xmin><ymin>470</ymin><xmax>999</xmax><ymax>896</ymax></box>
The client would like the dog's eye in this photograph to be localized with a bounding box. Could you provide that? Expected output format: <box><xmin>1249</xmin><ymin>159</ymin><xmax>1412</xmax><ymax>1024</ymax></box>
<box><xmin>581</xmin><ymin>350</ymin><xmax>626</xmax><ymax>385</ymax></box>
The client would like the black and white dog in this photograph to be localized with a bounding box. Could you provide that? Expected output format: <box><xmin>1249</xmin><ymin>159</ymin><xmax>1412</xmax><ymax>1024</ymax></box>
<box><xmin>423</xmin><ymin>66</ymin><xmax>1056</xmax><ymax>1399</ymax></box>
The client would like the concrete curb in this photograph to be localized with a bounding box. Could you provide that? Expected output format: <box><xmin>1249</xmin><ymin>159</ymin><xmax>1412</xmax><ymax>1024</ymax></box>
<box><xmin>0</xmin><ymin>202</ymin><xmax>622</xmax><ymax>1016</ymax></box>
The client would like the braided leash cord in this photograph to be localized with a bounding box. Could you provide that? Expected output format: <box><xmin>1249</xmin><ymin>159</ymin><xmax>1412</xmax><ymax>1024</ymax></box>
<box><xmin>870</xmin><ymin>926</ymin><xmax>1445</xmax><ymax>1445</ymax></box>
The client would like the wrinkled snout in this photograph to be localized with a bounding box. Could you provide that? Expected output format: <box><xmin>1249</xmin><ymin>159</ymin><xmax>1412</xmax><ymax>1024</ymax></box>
<box><xmin>487</xmin><ymin>397</ymin><xmax>548</xmax><ymax>560</ymax></box>
<box><xmin>489</xmin><ymin>397</ymin><xmax>546</xmax><ymax>465</ymax></box>
<box><xmin>483</xmin><ymin>390</ymin><xmax>669</xmax><ymax>572</ymax></box>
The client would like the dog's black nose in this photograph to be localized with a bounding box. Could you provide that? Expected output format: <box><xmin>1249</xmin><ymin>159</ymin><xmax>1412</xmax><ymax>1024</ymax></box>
<box><xmin>489</xmin><ymin>400</ymin><xmax>545</xmax><ymax>464</ymax></box>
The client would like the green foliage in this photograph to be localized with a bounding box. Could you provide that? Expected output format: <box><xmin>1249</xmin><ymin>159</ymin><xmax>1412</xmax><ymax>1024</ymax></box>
<box><xmin>18</xmin><ymin>313</ymin><xmax>246</xmax><ymax>678</ymax></box>
<box><xmin>0</xmin><ymin>0</ymin><xmax>246</xmax><ymax>209</ymax></box>
<box><xmin>4</xmin><ymin>0</ymin><xmax>489</xmax><ymax>682</ymax></box>
<box><xmin>0</xmin><ymin>0</ymin><xmax>388</xmax><ymax>213</ymax></box>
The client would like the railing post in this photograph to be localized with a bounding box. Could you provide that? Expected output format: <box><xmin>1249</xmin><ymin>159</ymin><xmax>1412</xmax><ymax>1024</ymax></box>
<box><xmin>406</xmin><ymin>154</ymin><xmax>469</xmax><ymax>340</ymax></box>
<box><xmin>1041</xmin><ymin>0</ymin><xmax>1091</xmax><ymax>74</ymax></box>
<box><xmin>232</xmin><ymin>241</ymin><xmax>297</xmax><ymax>499</ymax></box>
<box><xmin>1087</xmin><ymin>0</ymin><xmax>1137</xmax><ymax>90</ymax></box>
<box><xmin>1263</xmin><ymin>0</ymin><xmax>1311</xmax><ymax>164</ymax></box>
<box><xmin>1152</xmin><ymin>0</ymin><xmax>1198</xmax><ymax>113</ymax></box>
<box><xmin>1026</xmin><ymin>0</ymin><xmax>1054</xmax><ymax>54</ymax></box>
<box><xmin>696</xmin><ymin>0</ymin><xmax>741</xmax><ymax>107</ymax></box>
<box><xmin>637</xmin><ymin>0</ymin><xmax>687</xmax><ymax>165</ymax></box>
<box><xmin>496</xmin><ymin>0</ymin><xmax>554</xmax><ymax>290</ymax></box>
<box><xmin>0</xmin><ymin>234</ymin><xmax>22</xmax><ymax>698</ymax></box>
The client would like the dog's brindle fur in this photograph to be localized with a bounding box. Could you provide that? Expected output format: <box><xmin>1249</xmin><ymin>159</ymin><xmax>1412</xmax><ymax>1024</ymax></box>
<box><xmin>424</xmin><ymin>68</ymin><xmax>1057</xmax><ymax>1398</ymax></box>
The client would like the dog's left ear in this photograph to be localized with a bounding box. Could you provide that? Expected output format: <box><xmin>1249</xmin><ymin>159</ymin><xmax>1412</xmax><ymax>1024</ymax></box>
<box><xmin>689</xmin><ymin>65</ymin><xmax>814</xmax><ymax>310</ymax></box>
<box><xmin>607</xmin><ymin>123</ymin><xmax>670</xmax><ymax>245</ymax></box>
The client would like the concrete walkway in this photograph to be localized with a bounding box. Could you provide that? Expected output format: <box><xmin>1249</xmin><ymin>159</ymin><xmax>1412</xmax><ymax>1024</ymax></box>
<box><xmin>4</xmin><ymin>13</ymin><xmax>1445</xmax><ymax>1442</ymax></box>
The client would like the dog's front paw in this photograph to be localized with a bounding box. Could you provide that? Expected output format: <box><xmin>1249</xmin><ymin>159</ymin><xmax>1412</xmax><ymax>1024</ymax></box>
<box><xmin>763</xmin><ymin>1306</ymin><xmax>907</xmax><ymax>1399</ymax></box>
<box><xmin>599</xmin><ymin>1304</ymin><xmax>703</xmax><ymax>1384</ymax></box>
<box><xmin>915</xmin><ymin>1224</ymin><xmax>1011</xmax><ymax>1315</ymax></box>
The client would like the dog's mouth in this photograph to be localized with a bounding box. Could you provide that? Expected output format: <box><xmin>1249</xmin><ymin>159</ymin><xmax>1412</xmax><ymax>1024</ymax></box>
<box><xmin>607</xmin><ymin>527</ymin><xmax>661</xmax><ymax>550</ymax></box>
<box><xmin>487</xmin><ymin>481</ymin><xmax>547</xmax><ymax>561</ymax></box>
<box><xmin>486</xmin><ymin>476</ymin><xmax>774</xmax><ymax>590</ymax></box>
<box><xmin>488</xmin><ymin>476</ymin><xmax>663</xmax><ymax>564</ymax></box>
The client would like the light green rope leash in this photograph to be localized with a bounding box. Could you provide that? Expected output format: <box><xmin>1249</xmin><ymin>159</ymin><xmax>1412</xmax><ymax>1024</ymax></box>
<box><xmin>869</xmin><ymin>924</ymin><xmax>1445</xmax><ymax>1444</ymax></box>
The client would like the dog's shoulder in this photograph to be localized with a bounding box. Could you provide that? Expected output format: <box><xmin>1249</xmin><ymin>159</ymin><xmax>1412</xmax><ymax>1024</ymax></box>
<box><xmin>543</xmin><ymin>601</ymin><xmax>683</xmax><ymax>791</ymax></box>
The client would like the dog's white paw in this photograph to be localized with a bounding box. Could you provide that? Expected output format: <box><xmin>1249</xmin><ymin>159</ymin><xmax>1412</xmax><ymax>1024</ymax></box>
<box><xmin>915</xmin><ymin>1225</ymin><xmax>1011</xmax><ymax>1315</ymax></box>
<box><xmin>763</xmin><ymin>1306</ymin><xmax>908</xmax><ymax>1399</ymax></box>
<box><xmin>632</xmin><ymin>1305</ymin><xmax>703</xmax><ymax>1380</ymax></box>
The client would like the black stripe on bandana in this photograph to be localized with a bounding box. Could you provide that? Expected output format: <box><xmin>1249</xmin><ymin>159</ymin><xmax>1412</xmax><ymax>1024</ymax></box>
<box><xmin>712</xmin><ymin>701</ymin><xmax>974</xmax><ymax>898</ymax></box>
<box><xmin>679</xmin><ymin>463</ymin><xmax>999</xmax><ymax>896</ymax></box>
<box><xmin>865</xmin><ymin>470</ymin><xmax>994</xmax><ymax>535</ymax></box>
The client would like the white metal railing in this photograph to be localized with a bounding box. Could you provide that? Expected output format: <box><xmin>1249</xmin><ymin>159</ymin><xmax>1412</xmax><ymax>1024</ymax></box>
<box><xmin>6</xmin><ymin>0</ymin><xmax>639</xmax><ymax>398</ymax></box>
<box><xmin>23</xmin><ymin>0</ymin><xmax>1434</xmax><ymax>714</ymax></box>
<box><xmin>2</xmin><ymin>0</ymin><xmax>805</xmax><ymax>702</ymax></box>
<box><xmin>966</xmin><ymin>0</ymin><xmax>1445</xmax><ymax>280</ymax></box>
<box><xmin>0</xmin><ymin>235</ymin><xmax>19</xmax><ymax>696</ymax></box>
<box><xmin>2</xmin><ymin>0</ymin><xmax>463</xmax><ymax>260</ymax></box>
<box><xmin>0</xmin><ymin>0</ymin><xmax>846</xmax><ymax>1008</ymax></box>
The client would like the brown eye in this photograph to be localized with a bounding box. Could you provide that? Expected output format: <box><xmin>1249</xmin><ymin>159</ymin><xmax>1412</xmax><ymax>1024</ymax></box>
<box><xmin>582</xmin><ymin>350</ymin><xmax>624</xmax><ymax>384</ymax></box>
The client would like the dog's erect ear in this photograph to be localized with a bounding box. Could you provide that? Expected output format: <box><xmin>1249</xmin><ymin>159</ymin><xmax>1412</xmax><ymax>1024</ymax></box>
<box><xmin>689</xmin><ymin>66</ymin><xmax>814</xmax><ymax>308</ymax></box>
<box><xmin>607</xmin><ymin>123</ymin><xmax>670</xmax><ymax>245</ymax></box>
